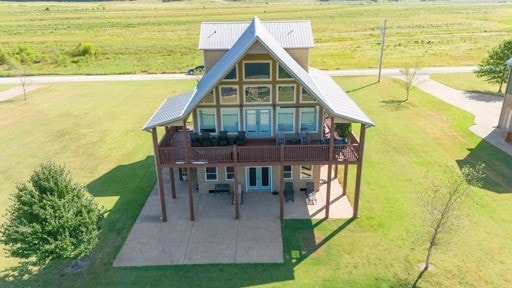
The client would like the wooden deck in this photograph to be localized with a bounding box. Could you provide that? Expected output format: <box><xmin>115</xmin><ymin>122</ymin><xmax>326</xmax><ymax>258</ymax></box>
<box><xmin>157</xmin><ymin>128</ymin><xmax>360</xmax><ymax>167</ymax></box>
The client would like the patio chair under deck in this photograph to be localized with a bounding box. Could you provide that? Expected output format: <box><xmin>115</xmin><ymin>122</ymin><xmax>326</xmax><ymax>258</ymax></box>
<box><xmin>284</xmin><ymin>182</ymin><xmax>294</xmax><ymax>202</ymax></box>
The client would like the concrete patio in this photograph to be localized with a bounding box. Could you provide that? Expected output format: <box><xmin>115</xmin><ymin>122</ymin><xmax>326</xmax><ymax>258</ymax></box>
<box><xmin>114</xmin><ymin>166</ymin><xmax>352</xmax><ymax>267</ymax></box>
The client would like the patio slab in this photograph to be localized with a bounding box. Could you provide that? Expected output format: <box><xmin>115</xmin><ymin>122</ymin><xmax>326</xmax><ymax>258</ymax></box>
<box><xmin>114</xmin><ymin>166</ymin><xmax>352</xmax><ymax>267</ymax></box>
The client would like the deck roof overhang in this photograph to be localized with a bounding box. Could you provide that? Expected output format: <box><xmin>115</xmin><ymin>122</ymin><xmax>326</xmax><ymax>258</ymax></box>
<box><xmin>143</xmin><ymin>17</ymin><xmax>374</xmax><ymax>131</ymax></box>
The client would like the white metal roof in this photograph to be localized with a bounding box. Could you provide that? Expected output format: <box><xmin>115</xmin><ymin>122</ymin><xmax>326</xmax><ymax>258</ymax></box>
<box><xmin>199</xmin><ymin>20</ymin><xmax>314</xmax><ymax>50</ymax></box>
<box><xmin>143</xmin><ymin>17</ymin><xmax>374</xmax><ymax>131</ymax></box>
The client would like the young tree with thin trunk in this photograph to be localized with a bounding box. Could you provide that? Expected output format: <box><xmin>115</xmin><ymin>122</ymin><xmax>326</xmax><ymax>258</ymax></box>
<box><xmin>413</xmin><ymin>164</ymin><xmax>485</xmax><ymax>287</ymax></box>
<box><xmin>399</xmin><ymin>66</ymin><xmax>422</xmax><ymax>102</ymax></box>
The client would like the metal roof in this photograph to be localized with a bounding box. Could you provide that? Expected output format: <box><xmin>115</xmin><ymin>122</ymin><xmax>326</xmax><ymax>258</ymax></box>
<box><xmin>142</xmin><ymin>91</ymin><xmax>195</xmax><ymax>130</ymax></box>
<box><xmin>143</xmin><ymin>17</ymin><xmax>373</xmax><ymax>131</ymax></box>
<box><xmin>199</xmin><ymin>20</ymin><xmax>314</xmax><ymax>50</ymax></box>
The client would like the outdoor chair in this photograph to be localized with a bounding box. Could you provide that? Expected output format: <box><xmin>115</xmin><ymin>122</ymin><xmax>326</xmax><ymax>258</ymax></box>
<box><xmin>236</xmin><ymin>131</ymin><xmax>246</xmax><ymax>146</ymax></box>
<box><xmin>284</xmin><ymin>182</ymin><xmax>294</xmax><ymax>202</ymax></box>
<box><xmin>300</xmin><ymin>129</ymin><xmax>310</xmax><ymax>145</ymax></box>
<box><xmin>218</xmin><ymin>131</ymin><xmax>229</xmax><ymax>146</ymax></box>
<box><xmin>276</xmin><ymin>131</ymin><xmax>286</xmax><ymax>146</ymax></box>
<box><xmin>305</xmin><ymin>182</ymin><xmax>316</xmax><ymax>205</ymax></box>
<box><xmin>189</xmin><ymin>132</ymin><xmax>200</xmax><ymax>147</ymax></box>
<box><xmin>201</xmin><ymin>132</ymin><xmax>212</xmax><ymax>146</ymax></box>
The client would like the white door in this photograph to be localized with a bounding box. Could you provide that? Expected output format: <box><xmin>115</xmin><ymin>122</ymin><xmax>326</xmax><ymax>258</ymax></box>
<box><xmin>245</xmin><ymin>109</ymin><xmax>271</xmax><ymax>136</ymax></box>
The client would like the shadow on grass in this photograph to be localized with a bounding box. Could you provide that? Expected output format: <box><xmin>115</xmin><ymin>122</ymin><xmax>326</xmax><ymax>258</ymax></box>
<box><xmin>380</xmin><ymin>99</ymin><xmax>415</xmax><ymax>112</ymax></box>
<box><xmin>456</xmin><ymin>139</ymin><xmax>512</xmax><ymax>194</ymax></box>
<box><xmin>345</xmin><ymin>81</ymin><xmax>378</xmax><ymax>93</ymax></box>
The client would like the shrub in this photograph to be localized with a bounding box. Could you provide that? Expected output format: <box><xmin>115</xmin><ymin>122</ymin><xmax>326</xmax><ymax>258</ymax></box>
<box><xmin>70</xmin><ymin>43</ymin><xmax>99</xmax><ymax>58</ymax></box>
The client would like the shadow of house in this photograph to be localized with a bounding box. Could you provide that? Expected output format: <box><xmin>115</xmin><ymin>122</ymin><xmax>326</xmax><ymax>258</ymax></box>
<box><xmin>456</xmin><ymin>139</ymin><xmax>512</xmax><ymax>194</ymax></box>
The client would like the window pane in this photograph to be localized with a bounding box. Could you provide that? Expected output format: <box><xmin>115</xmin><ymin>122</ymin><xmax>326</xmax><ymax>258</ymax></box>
<box><xmin>300</xmin><ymin>165</ymin><xmax>312</xmax><ymax>179</ymax></box>
<box><xmin>221</xmin><ymin>109</ymin><xmax>239</xmax><ymax>133</ymax></box>
<box><xmin>277</xmin><ymin>108</ymin><xmax>294</xmax><ymax>132</ymax></box>
<box><xmin>245</xmin><ymin>86</ymin><xmax>271</xmax><ymax>103</ymax></box>
<box><xmin>284</xmin><ymin>165</ymin><xmax>292</xmax><ymax>179</ymax></box>
<box><xmin>199</xmin><ymin>109</ymin><xmax>216</xmax><ymax>133</ymax></box>
<box><xmin>301</xmin><ymin>88</ymin><xmax>316</xmax><ymax>102</ymax></box>
<box><xmin>220</xmin><ymin>86</ymin><xmax>238</xmax><ymax>104</ymax></box>
<box><xmin>300</xmin><ymin>107</ymin><xmax>317</xmax><ymax>132</ymax></box>
<box><xmin>224</xmin><ymin>67</ymin><xmax>237</xmax><ymax>80</ymax></box>
<box><xmin>277</xmin><ymin>85</ymin><xmax>295</xmax><ymax>103</ymax></box>
<box><xmin>206</xmin><ymin>167</ymin><xmax>217</xmax><ymax>181</ymax></box>
<box><xmin>244</xmin><ymin>62</ymin><xmax>270</xmax><ymax>80</ymax></box>
<box><xmin>278</xmin><ymin>65</ymin><xmax>292</xmax><ymax>79</ymax></box>
<box><xmin>226</xmin><ymin>167</ymin><xmax>235</xmax><ymax>180</ymax></box>
<box><xmin>201</xmin><ymin>90</ymin><xmax>215</xmax><ymax>104</ymax></box>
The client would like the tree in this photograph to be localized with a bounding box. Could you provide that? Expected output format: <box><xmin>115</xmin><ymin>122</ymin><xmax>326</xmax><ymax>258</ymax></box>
<box><xmin>0</xmin><ymin>162</ymin><xmax>104</xmax><ymax>265</ymax></box>
<box><xmin>399</xmin><ymin>66</ymin><xmax>422</xmax><ymax>102</ymax></box>
<box><xmin>475</xmin><ymin>38</ymin><xmax>512</xmax><ymax>93</ymax></box>
<box><xmin>413</xmin><ymin>164</ymin><xmax>485</xmax><ymax>287</ymax></box>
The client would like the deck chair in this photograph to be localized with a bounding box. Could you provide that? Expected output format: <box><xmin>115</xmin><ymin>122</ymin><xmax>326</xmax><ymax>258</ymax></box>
<box><xmin>189</xmin><ymin>132</ymin><xmax>200</xmax><ymax>147</ymax></box>
<box><xmin>284</xmin><ymin>182</ymin><xmax>294</xmax><ymax>202</ymax></box>
<box><xmin>201</xmin><ymin>132</ymin><xmax>212</xmax><ymax>146</ymax></box>
<box><xmin>305</xmin><ymin>182</ymin><xmax>316</xmax><ymax>205</ymax></box>
<box><xmin>218</xmin><ymin>131</ymin><xmax>229</xmax><ymax>146</ymax></box>
<box><xmin>235</xmin><ymin>131</ymin><xmax>246</xmax><ymax>146</ymax></box>
<box><xmin>276</xmin><ymin>131</ymin><xmax>286</xmax><ymax>146</ymax></box>
<box><xmin>300</xmin><ymin>129</ymin><xmax>310</xmax><ymax>145</ymax></box>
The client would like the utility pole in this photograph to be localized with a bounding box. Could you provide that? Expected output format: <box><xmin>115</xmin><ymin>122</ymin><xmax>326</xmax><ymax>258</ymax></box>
<box><xmin>378</xmin><ymin>19</ymin><xmax>387</xmax><ymax>83</ymax></box>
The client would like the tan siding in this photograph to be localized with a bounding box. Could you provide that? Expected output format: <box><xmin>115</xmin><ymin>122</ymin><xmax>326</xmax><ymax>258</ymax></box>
<box><xmin>204</xmin><ymin>50</ymin><xmax>227</xmax><ymax>71</ymax></box>
<box><xmin>286</xmin><ymin>48</ymin><xmax>309</xmax><ymax>71</ymax></box>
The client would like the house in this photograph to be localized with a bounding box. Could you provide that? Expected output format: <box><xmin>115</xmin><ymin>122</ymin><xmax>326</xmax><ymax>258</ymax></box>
<box><xmin>143</xmin><ymin>17</ymin><xmax>374</xmax><ymax>222</ymax></box>
<box><xmin>498</xmin><ymin>58</ymin><xmax>512</xmax><ymax>143</ymax></box>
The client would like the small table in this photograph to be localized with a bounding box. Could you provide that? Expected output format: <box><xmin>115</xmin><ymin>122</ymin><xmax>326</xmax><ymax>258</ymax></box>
<box><xmin>214</xmin><ymin>183</ymin><xmax>230</xmax><ymax>195</ymax></box>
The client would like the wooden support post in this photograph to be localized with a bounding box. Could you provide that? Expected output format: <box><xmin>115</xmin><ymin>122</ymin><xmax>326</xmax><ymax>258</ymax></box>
<box><xmin>233</xmin><ymin>145</ymin><xmax>240</xmax><ymax>220</ymax></box>
<box><xmin>182</xmin><ymin>119</ymin><xmax>194</xmax><ymax>221</ymax></box>
<box><xmin>334</xmin><ymin>164</ymin><xmax>338</xmax><ymax>179</ymax></box>
<box><xmin>151</xmin><ymin>128</ymin><xmax>167</xmax><ymax>222</ymax></box>
<box><xmin>325</xmin><ymin>117</ymin><xmax>335</xmax><ymax>219</ymax></box>
<box><xmin>342</xmin><ymin>160</ymin><xmax>348</xmax><ymax>196</ymax></box>
<box><xmin>279</xmin><ymin>144</ymin><xmax>285</xmax><ymax>220</ymax></box>
<box><xmin>169</xmin><ymin>167</ymin><xmax>176</xmax><ymax>199</ymax></box>
<box><xmin>353</xmin><ymin>124</ymin><xmax>367</xmax><ymax>218</ymax></box>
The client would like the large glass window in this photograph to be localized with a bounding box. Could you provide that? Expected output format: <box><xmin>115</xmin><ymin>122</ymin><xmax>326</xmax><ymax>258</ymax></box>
<box><xmin>201</xmin><ymin>90</ymin><xmax>215</xmax><ymax>104</ymax></box>
<box><xmin>244</xmin><ymin>61</ymin><xmax>271</xmax><ymax>80</ymax></box>
<box><xmin>221</xmin><ymin>109</ymin><xmax>239</xmax><ymax>133</ymax></box>
<box><xmin>300</xmin><ymin>165</ymin><xmax>312</xmax><ymax>179</ymax></box>
<box><xmin>225</xmin><ymin>167</ymin><xmax>235</xmax><ymax>180</ymax></box>
<box><xmin>205</xmin><ymin>167</ymin><xmax>218</xmax><ymax>181</ymax></box>
<box><xmin>244</xmin><ymin>85</ymin><xmax>271</xmax><ymax>103</ymax></box>
<box><xmin>198</xmin><ymin>108</ymin><xmax>217</xmax><ymax>133</ymax></box>
<box><xmin>277</xmin><ymin>85</ymin><xmax>295</xmax><ymax>103</ymax></box>
<box><xmin>300</xmin><ymin>107</ymin><xmax>317</xmax><ymax>132</ymax></box>
<box><xmin>224</xmin><ymin>67</ymin><xmax>237</xmax><ymax>80</ymax></box>
<box><xmin>283</xmin><ymin>165</ymin><xmax>292</xmax><ymax>179</ymax></box>
<box><xmin>277</xmin><ymin>108</ymin><xmax>295</xmax><ymax>132</ymax></box>
<box><xmin>277</xmin><ymin>64</ymin><xmax>292</xmax><ymax>79</ymax></box>
<box><xmin>301</xmin><ymin>87</ymin><xmax>316</xmax><ymax>102</ymax></box>
<box><xmin>220</xmin><ymin>85</ymin><xmax>239</xmax><ymax>104</ymax></box>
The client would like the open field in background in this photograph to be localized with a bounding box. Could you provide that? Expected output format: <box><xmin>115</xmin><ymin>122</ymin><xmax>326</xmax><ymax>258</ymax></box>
<box><xmin>430</xmin><ymin>72</ymin><xmax>505</xmax><ymax>95</ymax></box>
<box><xmin>1</xmin><ymin>0</ymin><xmax>512</xmax><ymax>76</ymax></box>
<box><xmin>0</xmin><ymin>76</ymin><xmax>511</xmax><ymax>287</ymax></box>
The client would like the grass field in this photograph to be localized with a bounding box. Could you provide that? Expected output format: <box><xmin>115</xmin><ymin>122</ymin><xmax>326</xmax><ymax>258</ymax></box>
<box><xmin>1</xmin><ymin>0</ymin><xmax>512</xmax><ymax>76</ymax></box>
<box><xmin>0</xmin><ymin>76</ymin><xmax>511</xmax><ymax>287</ymax></box>
<box><xmin>431</xmin><ymin>72</ymin><xmax>505</xmax><ymax>96</ymax></box>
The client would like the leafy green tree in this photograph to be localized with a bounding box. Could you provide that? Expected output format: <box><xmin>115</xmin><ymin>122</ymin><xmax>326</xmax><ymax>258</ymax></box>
<box><xmin>475</xmin><ymin>38</ymin><xmax>512</xmax><ymax>93</ymax></box>
<box><xmin>0</xmin><ymin>162</ymin><xmax>104</xmax><ymax>265</ymax></box>
<box><xmin>413</xmin><ymin>164</ymin><xmax>485</xmax><ymax>287</ymax></box>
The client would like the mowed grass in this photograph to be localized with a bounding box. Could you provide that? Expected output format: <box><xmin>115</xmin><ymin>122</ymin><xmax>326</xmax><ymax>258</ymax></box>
<box><xmin>1</xmin><ymin>1</ymin><xmax>512</xmax><ymax>75</ymax></box>
<box><xmin>430</xmin><ymin>72</ymin><xmax>505</xmax><ymax>96</ymax></box>
<box><xmin>0</xmin><ymin>77</ymin><xmax>511</xmax><ymax>287</ymax></box>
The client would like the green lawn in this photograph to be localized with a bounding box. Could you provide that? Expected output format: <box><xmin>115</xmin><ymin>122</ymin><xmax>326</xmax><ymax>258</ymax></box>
<box><xmin>1</xmin><ymin>1</ymin><xmax>512</xmax><ymax>75</ymax></box>
<box><xmin>1</xmin><ymin>77</ymin><xmax>511</xmax><ymax>287</ymax></box>
<box><xmin>430</xmin><ymin>72</ymin><xmax>505</xmax><ymax>96</ymax></box>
